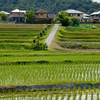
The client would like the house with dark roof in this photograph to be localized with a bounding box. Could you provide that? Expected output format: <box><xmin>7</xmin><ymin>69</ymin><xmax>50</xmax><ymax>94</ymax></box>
<box><xmin>35</xmin><ymin>9</ymin><xmax>48</xmax><ymax>19</ymax></box>
<box><xmin>34</xmin><ymin>9</ymin><xmax>57</xmax><ymax>23</ymax></box>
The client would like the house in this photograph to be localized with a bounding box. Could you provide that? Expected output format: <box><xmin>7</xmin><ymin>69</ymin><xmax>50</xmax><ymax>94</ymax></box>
<box><xmin>35</xmin><ymin>9</ymin><xmax>48</xmax><ymax>20</ymax></box>
<box><xmin>65</xmin><ymin>9</ymin><xmax>84</xmax><ymax>22</ymax></box>
<box><xmin>10</xmin><ymin>9</ymin><xmax>26</xmax><ymax>23</ymax></box>
<box><xmin>34</xmin><ymin>9</ymin><xmax>56</xmax><ymax>23</ymax></box>
<box><xmin>82</xmin><ymin>13</ymin><xmax>91</xmax><ymax>23</ymax></box>
<box><xmin>48</xmin><ymin>14</ymin><xmax>57</xmax><ymax>20</ymax></box>
<box><xmin>90</xmin><ymin>11</ymin><xmax>100</xmax><ymax>23</ymax></box>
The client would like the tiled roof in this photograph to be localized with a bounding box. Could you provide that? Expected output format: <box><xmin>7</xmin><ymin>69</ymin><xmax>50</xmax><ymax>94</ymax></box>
<box><xmin>35</xmin><ymin>9</ymin><xmax>47</xmax><ymax>14</ymax></box>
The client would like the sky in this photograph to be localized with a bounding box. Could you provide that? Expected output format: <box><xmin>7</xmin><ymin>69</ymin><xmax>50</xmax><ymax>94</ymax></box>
<box><xmin>93</xmin><ymin>0</ymin><xmax>100</xmax><ymax>3</ymax></box>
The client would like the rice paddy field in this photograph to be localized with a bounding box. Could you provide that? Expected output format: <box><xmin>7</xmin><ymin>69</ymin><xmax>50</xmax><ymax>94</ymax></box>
<box><xmin>0</xmin><ymin>24</ymin><xmax>100</xmax><ymax>99</ymax></box>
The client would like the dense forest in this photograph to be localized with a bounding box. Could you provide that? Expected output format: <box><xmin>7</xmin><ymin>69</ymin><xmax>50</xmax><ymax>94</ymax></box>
<box><xmin>0</xmin><ymin>0</ymin><xmax>100</xmax><ymax>14</ymax></box>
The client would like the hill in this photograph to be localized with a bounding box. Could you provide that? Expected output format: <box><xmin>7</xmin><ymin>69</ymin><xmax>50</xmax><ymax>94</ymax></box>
<box><xmin>0</xmin><ymin>0</ymin><xmax>100</xmax><ymax>14</ymax></box>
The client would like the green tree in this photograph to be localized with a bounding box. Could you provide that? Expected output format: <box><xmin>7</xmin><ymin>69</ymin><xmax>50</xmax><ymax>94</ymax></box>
<box><xmin>57</xmin><ymin>11</ymin><xmax>71</xmax><ymax>26</ymax></box>
<box><xmin>0</xmin><ymin>13</ymin><xmax>8</xmax><ymax>21</ymax></box>
<box><xmin>25</xmin><ymin>8</ymin><xmax>34</xmax><ymax>23</ymax></box>
<box><xmin>71</xmin><ymin>17</ymin><xmax>80</xmax><ymax>25</ymax></box>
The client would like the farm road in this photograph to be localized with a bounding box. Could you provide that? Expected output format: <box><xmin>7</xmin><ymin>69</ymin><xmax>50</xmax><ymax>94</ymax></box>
<box><xmin>45</xmin><ymin>24</ymin><xmax>59</xmax><ymax>46</ymax></box>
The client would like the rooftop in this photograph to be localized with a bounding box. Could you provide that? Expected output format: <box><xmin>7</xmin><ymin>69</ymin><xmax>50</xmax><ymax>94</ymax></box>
<box><xmin>0</xmin><ymin>11</ymin><xmax>10</xmax><ymax>15</ymax></box>
<box><xmin>65</xmin><ymin>9</ymin><xmax>83</xmax><ymax>14</ymax></box>
<box><xmin>11</xmin><ymin>9</ymin><xmax>26</xmax><ymax>13</ymax></box>
<box><xmin>35</xmin><ymin>9</ymin><xmax>47</xmax><ymax>14</ymax></box>
<box><xmin>91</xmin><ymin>11</ymin><xmax>100</xmax><ymax>15</ymax></box>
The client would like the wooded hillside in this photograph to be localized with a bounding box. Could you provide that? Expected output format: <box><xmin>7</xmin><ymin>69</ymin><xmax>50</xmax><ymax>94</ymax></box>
<box><xmin>0</xmin><ymin>0</ymin><xmax>100</xmax><ymax>14</ymax></box>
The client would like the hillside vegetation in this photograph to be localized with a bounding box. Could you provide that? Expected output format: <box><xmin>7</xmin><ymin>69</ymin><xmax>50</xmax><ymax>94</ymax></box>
<box><xmin>0</xmin><ymin>0</ymin><xmax>100</xmax><ymax>14</ymax></box>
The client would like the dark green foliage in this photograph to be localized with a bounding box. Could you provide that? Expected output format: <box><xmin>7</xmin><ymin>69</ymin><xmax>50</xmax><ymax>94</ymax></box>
<box><xmin>25</xmin><ymin>8</ymin><xmax>34</xmax><ymax>23</ymax></box>
<box><xmin>0</xmin><ymin>0</ymin><xmax>100</xmax><ymax>14</ymax></box>
<box><xmin>31</xmin><ymin>40</ymin><xmax>48</xmax><ymax>51</ymax></box>
<box><xmin>71</xmin><ymin>17</ymin><xmax>80</xmax><ymax>25</ymax></box>
<box><xmin>57</xmin><ymin>11</ymin><xmax>71</xmax><ymax>26</ymax></box>
<box><xmin>0</xmin><ymin>13</ymin><xmax>8</xmax><ymax>21</ymax></box>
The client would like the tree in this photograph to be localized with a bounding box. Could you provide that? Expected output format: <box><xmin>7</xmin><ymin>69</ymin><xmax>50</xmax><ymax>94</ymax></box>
<box><xmin>0</xmin><ymin>13</ymin><xmax>8</xmax><ymax>21</ymax></box>
<box><xmin>71</xmin><ymin>17</ymin><xmax>80</xmax><ymax>25</ymax></box>
<box><xmin>57</xmin><ymin>11</ymin><xmax>71</xmax><ymax>26</ymax></box>
<box><xmin>25</xmin><ymin>8</ymin><xmax>34</xmax><ymax>23</ymax></box>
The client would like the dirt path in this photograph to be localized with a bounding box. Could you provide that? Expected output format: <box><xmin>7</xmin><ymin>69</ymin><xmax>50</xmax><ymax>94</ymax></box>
<box><xmin>45</xmin><ymin>24</ymin><xmax>59</xmax><ymax>46</ymax></box>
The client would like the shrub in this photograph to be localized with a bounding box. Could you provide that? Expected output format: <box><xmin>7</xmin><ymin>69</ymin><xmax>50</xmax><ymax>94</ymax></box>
<box><xmin>71</xmin><ymin>17</ymin><xmax>80</xmax><ymax>25</ymax></box>
<box><xmin>0</xmin><ymin>13</ymin><xmax>8</xmax><ymax>21</ymax></box>
<box><xmin>31</xmin><ymin>40</ymin><xmax>48</xmax><ymax>51</ymax></box>
<box><xmin>57</xmin><ymin>11</ymin><xmax>71</xmax><ymax>26</ymax></box>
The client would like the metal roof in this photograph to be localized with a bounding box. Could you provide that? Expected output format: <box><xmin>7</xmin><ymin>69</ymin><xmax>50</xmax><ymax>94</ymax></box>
<box><xmin>91</xmin><ymin>11</ymin><xmax>100</xmax><ymax>15</ymax></box>
<box><xmin>0</xmin><ymin>11</ymin><xmax>10</xmax><ymax>15</ymax></box>
<box><xmin>11</xmin><ymin>9</ymin><xmax>26</xmax><ymax>13</ymax></box>
<box><xmin>65</xmin><ymin>9</ymin><xmax>83</xmax><ymax>14</ymax></box>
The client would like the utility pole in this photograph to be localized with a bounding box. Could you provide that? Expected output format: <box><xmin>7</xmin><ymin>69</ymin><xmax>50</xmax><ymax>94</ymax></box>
<box><xmin>7</xmin><ymin>0</ymin><xmax>10</xmax><ymax>12</ymax></box>
<box><xmin>55</xmin><ymin>0</ymin><xmax>57</xmax><ymax>14</ymax></box>
<box><xmin>18</xmin><ymin>0</ymin><xmax>21</xmax><ymax>23</ymax></box>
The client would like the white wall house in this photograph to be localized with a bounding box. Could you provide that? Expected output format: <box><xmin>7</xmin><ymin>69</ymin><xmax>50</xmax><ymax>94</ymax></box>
<box><xmin>82</xmin><ymin>13</ymin><xmax>92</xmax><ymax>23</ymax></box>
<box><xmin>10</xmin><ymin>9</ymin><xmax>26</xmax><ymax>23</ymax></box>
<box><xmin>90</xmin><ymin>11</ymin><xmax>100</xmax><ymax>23</ymax></box>
<box><xmin>65</xmin><ymin>9</ymin><xmax>84</xmax><ymax>22</ymax></box>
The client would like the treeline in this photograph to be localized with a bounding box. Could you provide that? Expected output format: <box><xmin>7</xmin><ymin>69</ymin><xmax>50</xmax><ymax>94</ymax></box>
<box><xmin>0</xmin><ymin>0</ymin><xmax>100</xmax><ymax>14</ymax></box>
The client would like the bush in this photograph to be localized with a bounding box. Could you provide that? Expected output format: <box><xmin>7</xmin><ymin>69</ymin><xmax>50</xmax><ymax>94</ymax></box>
<box><xmin>0</xmin><ymin>13</ymin><xmax>8</xmax><ymax>21</ymax></box>
<box><xmin>71</xmin><ymin>17</ymin><xmax>80</xmax><ymax>25</ymax></box>
<box><xmin>31</xmin><ymin>40</ymin><xmax>48</xmax><ymax>51</ymax></box>
<box><xmin>57</xmin><ymin>11</ymin><xmax>71</xmax><ymax>26</ymax></box>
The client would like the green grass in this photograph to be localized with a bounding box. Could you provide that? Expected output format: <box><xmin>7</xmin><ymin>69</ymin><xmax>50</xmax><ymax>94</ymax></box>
<box><xmin>0</xmin><ymin>51</ymin><xmax>100</xmax><ymax>86</ymax></box>
<box><xmin>0</xmin><ymin>63</ymin><xmax>100</xmax><ymax>86</ymax></box>
<box><xmin>0</xmin><ymin>53</ymin><xmax>99</xmax><ymax>64</ymax></box>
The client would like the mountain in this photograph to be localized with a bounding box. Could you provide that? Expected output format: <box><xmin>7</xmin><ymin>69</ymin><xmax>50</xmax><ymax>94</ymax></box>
<box><xmin>0</xmin><ymin>0</ymin><xmax>100</xmax><ymax>14</ymax></box>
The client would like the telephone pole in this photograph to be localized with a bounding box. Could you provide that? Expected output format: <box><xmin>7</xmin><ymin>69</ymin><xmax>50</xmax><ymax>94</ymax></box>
<box><xmin>7</xmin><ymin>0</ymin><xmax>10</xmax><ymax>12</ymax></box>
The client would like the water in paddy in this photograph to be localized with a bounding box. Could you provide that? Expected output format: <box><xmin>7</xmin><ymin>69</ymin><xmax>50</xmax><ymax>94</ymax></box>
<box><xmin>2</xmin><ymin>94</ymin><xmax>100</xmax><ymax>100</ymax></box>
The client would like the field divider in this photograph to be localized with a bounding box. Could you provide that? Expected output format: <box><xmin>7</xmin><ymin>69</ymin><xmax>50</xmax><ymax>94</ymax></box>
<box><xmin>0</xmin><ymin>83</ymin><xmax>100</xmax><ymax>92</ymax></box>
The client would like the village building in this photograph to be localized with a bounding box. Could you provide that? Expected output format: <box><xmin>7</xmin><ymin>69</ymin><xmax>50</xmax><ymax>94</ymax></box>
<box><xmin>90</xmin><ymin>11</ymin><xmax>100</xmax><ymax>23</ymax></box>
<box><xmin>82</xmin><ymin>13</ymin><xmax>91</xmax><ymax>23</ymax></box>
<box><xmin>35</xmin><ymin>9</ymin><xmax>48</xmax><ymax>19</ymax></box>
<box><xmin>65</xmin><ymin>9</ymin><xmax>84</xmax><ymax>22</ymax></box>
<box><xmin>10</xmin><ymin>9</ymin><xmax>26</xmax><ymax>23</ymax></box>
<box><xmin>34</xmin><ymin>9</ymin><xmax>56</xmax><ymax>23</ymax></box>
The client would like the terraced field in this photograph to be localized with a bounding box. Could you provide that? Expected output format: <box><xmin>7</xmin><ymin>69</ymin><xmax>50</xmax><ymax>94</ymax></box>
<box><xmin>52</xmin><ymin>25</ymin><xmax>100</xmax><ymax>52</ymax></box>
<box><xmin>0</xmin><ymin>24</ymin><xmax>52</xmax><ymax>50</ymax></box>
<box><xmin>0</xmin><ymin>24</ymin><xmax>100</xmax><ymax>100</ymax></box>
